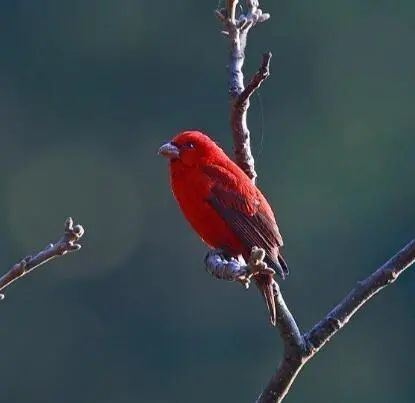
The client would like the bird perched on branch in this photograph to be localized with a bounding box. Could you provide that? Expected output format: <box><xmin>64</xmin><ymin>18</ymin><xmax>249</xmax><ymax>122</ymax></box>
<box><xmin>159</xmin><ymin>130</ymin><xmax>288</xmax><ymax>325</ymax></box>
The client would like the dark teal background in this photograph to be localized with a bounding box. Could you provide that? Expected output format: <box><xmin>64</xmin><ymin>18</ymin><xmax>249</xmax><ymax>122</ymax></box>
<box><xmin>0</xmin><ymin>1</ymin><xmax>414</xmax><ymax>402</ymax></box>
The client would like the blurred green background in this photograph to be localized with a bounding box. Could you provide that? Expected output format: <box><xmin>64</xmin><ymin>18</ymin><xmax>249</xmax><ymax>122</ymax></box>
<box><xmin>0</xmin><ymin>1</ymin><xmax>414</xmax><ymax>402</ymax></box>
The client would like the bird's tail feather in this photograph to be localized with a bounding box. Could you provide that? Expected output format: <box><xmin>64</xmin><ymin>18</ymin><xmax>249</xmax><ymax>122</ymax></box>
<box><xmin>265</xmin><ymin>253</ymin><xmax>289</xmax><ymax>280</ymax></box>
<box><xmin>278</xmin><ymin>253</ymin><xmax>289</xmax><ymax>277</ymax></box>
<box><xmin>255</xmin><ymin>275</ymin><xmax>276</xmax><ymax>326</ymax></box>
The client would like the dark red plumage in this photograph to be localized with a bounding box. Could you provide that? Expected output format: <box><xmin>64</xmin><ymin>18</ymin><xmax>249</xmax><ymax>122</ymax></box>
<box><xmin>159</xmin><ymin>130</ymin><xmax>288</xmax><ymax>325</ymax></box>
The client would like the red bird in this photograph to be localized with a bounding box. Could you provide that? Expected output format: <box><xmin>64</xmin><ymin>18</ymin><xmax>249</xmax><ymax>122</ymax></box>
<box><xmin>159</xmin><ymin>131</ymin><xmax>288</xmax><ymax>325</ymax></box>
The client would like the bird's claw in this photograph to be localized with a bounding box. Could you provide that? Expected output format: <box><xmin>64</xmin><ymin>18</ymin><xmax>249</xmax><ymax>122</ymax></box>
<box><xmin>236</xmin><ymin>247</ymin><xmax>275</xmax><ymax>290</ymax></box>
<box><xmin>249</xmin><ymin>262</ymin><xmax>275</xmax><ymax>277</ymax></box>
<box><xmin>236</xmin><ymin>274</ymin><xmax>251</xmax><ymax>289</ymax></box>
<box><xmin>246</xmin><ymin>246</ymin><xmax>275</xmax><ymax>278</ymax></box>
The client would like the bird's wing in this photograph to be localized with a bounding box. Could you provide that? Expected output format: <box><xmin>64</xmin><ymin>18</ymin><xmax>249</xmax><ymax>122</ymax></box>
<box><xmin>202</xmin><ymin>165</ymin><xmax>284</xmax><ymax>257</ymax></box>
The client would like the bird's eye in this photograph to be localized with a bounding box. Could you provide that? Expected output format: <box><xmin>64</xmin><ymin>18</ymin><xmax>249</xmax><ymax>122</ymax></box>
<box><xmin>184</xmin><ymin>142</ymin><xmax>195</xmax><ymax>149</ymax></box>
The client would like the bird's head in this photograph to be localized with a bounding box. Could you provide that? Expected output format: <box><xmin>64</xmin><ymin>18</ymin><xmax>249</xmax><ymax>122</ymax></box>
<box><xmin>158</xmin><ymin>131</ymin><xmax>223</xmax><ymax>167</ymax></box>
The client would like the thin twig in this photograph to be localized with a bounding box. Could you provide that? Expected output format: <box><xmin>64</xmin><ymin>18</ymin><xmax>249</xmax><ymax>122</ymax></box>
<box><xmin>306</xmin><ymin>239</ymin><xmax>415</xmax><ymax>351</ymax></box>
<box><xmin>237</xmin><ymin>52</ymin><xmax>272</xmax><ymax>107</ymax></box>
<box><xmin>257</xmin><ymin>240</ymin><xmax>415</xmax><ymax>403</ymax></box>
<box><xmin>0</xmin><ymin>217</ymin><xmax>85</xmax><ymax>298</ymax></box>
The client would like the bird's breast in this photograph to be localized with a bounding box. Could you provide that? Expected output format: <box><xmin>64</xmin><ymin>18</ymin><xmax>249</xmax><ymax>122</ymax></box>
<box><xmin>169</xmin><ymin>163</ymin><xmax>243</xmax><ymax>255</ymax></box>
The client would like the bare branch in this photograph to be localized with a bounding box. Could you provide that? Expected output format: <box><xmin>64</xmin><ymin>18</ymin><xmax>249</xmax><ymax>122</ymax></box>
<box><xmin>0</xmin><ymin>217</ymin><xmax>85</xmax><ymax>298</ymax></box>
<box><xmin>257</xmin><ymin>240</ymin><xmax>415</xmax><ymax>403</ymax></box>
<box><xmin>215</xmin><ymin>0</ymin><xmax>270</xmax><ymax>182</ymax></box>
<box><xmin>272</xmin><ymin>281</ymin><xmax>304</xmax><ymax>353</ymax></box>
<box><xmin>237</xmin><ymin>52</ymin><xmax>272</xmax><ymax>107</ymax></box>
<box><xmin>305</xmin><ymin>239</ymin><xmax>415</xmax><ymax>352</ymax></box>
<box><xmin>212</xmin><ymin>3</ymin><xmax>415</xmax><ymax>402</ymax></box>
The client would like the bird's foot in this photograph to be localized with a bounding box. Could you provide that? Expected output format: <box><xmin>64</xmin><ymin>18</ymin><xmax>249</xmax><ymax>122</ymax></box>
<box><xmin>205</xmin><ymin>249</ymin><xmax>251</xmax><ymax>284</ymax></box>
<box><xmin>205</xmin><ymin>248</ymin><xmax>274</xmax><ymax>290</ymax></box>
<box><xmin>246</xmin><ymin>246</ymin><xmax>275</xmax><ymax>278</ymax></box>
<box><xmin>236</xmin><ymin>247</ymin><xmax>275</xmax><ymax>290</ymax></box>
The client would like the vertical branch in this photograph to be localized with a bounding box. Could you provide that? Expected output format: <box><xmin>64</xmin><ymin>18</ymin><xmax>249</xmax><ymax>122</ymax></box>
<box><xmin>215</xmin><ymin>0</ymin><xmax>270</xmax><ymax>182</ymax></box>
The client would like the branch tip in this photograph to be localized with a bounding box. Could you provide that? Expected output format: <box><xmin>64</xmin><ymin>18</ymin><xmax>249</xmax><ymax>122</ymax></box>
<box><xmin>0</xmin><ymin>217</ymin><xmax>85</xmax><ymax>297</ymax></box>
<box><xmin>64</xmin><ymin>217</ymin><xmax>73</xmax><ymax>230</ymax></box>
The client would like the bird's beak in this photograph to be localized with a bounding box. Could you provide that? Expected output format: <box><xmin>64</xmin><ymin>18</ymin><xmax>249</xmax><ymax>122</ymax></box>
<box><xmin>158</xmin><ymin>142</ymin><xmax>180</xmax><ymax>159</ymax></box>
